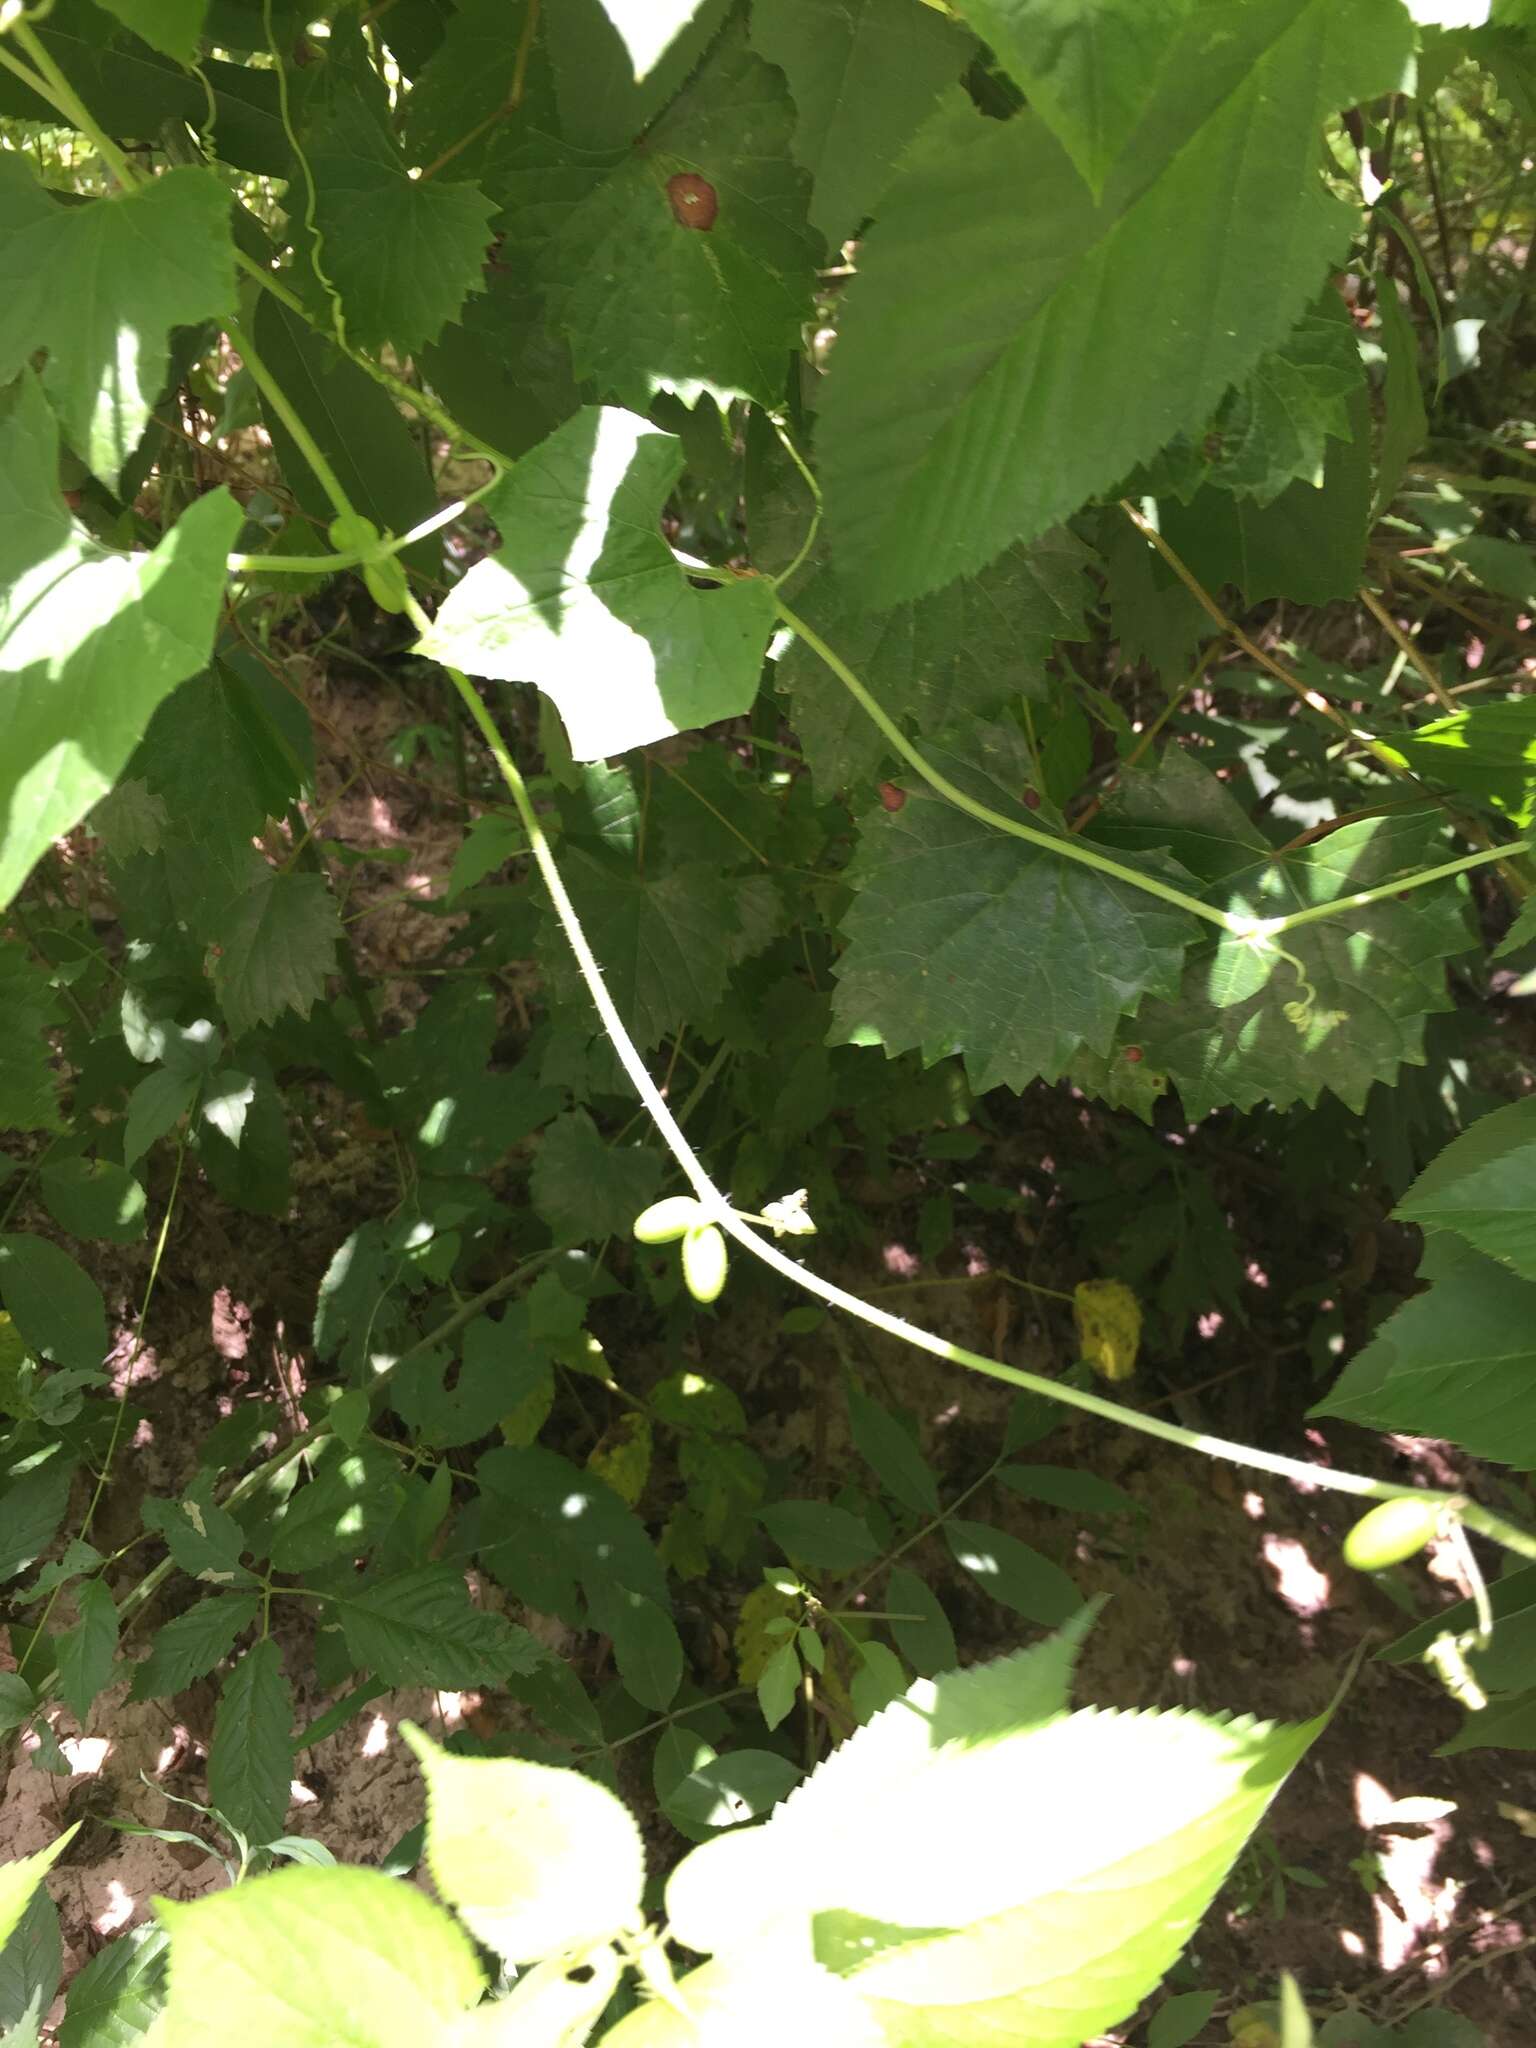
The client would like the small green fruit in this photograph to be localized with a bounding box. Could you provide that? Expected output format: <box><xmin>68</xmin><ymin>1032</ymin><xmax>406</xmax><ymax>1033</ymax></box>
<box><xmin>681</xmin><ymin>1223</ymin><xmax>729</xmax><ymax>1304</ymax></box>
<box><xmin>633</xmin><ymin>1196</ymin><xmax>704</xmax><ymax>1245</ymax></box>
<box><xmin>362</xmin><ymin>554</ymin><xmax>409</xmax><ymax>614</ymax></box>
<box><xmin>1343</xmin><ymin>1496</ymin><xmax>1443</xmax><ymax>1572</ymax></box>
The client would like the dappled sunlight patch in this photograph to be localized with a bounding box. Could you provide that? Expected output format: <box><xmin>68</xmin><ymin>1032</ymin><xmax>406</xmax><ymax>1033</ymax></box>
<box><xmin>1260</xmin><ymin>1534</ymin><xmax>1331</xmax><ymax>1620</ymax></box>
<box><xmin>61</xmin><ymin>1734</ymin><xmax>111</xmax><ymax>1775</ymax></box>
<box><xmin>94</xmin><ymin>1879</ymin><xmax>136</xmax><ymax>1936</ymax></box>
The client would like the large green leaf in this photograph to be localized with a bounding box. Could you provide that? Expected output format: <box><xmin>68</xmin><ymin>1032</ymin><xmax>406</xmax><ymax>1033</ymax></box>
<box><xmin>55</xmin><ymin>1580</ymin><xmax>119</xmax><ymax>1726</ymax></box>
<box><xmin>492</xmin><ymin>21</ymin><xmax>817</xmax><ymax>405</ymax></box>
<box><xmin>954</xmin><ymin>0</ymin><xmax>1192</xmax><ymax>195</ymax></box>
<box><xmin>0</xmin><ymin>944</ymin><xmax>64</xmax><ymax>1135</ymax></box>
<box><xmin>207</xmin><ymin>1638</ymin><xmax>293</xmax><ymax>1846</ymax></box>
<box><xmin>777</xmin><ymin>535</ymin><xmax>1093</xmax><ymax>793</ymax></box>
<box><xmin>331</xmin><ymin>1565</ymin><xmax>542</xmax><ymax>1688</ymax></box>
<box><xmin>819</xmin><ymin>0</ymin><xmax>1409</xmax><ymax>605</ymax></box>
<box><xmin>0</xmin><ymin>159</ymin><xmax>235</xmax><ymax>486</ymax></box>
<box><xmin>749</xmin><ymin>0</ymin><xmax>974</xmax><ymax>242</ymax></box>
<box><xmin>595</xmin><ymin>0</ymin><xmax>710</xmax><ymax>79</ymax></box>
<box><xmin>155</xmin><ymin>1867</ymin><xmax>483</xmax><ymax>2046</ymax></box>
<box><xmin>419</xmin><ymin>407</ymin><xmax>776</xmax><ymax>759</ymax></box>
<box><xmin>304</xmin><ymin>94</ymin><xmax>496</xmax><ymax>352</ymax></box>
<box><xmin>1311</xmin><ymin>1247</ymin><xmax>1536</xmax><ymax>1468</ymax></box>
<box><xmin>0</xmin><ymin>1835</ymin><xmax>76</xmax><ymax>1960</ymax></box>
<box><xmin>58</xmin><ymin>1922</ymin><xmax>168</xmax><ymax>2048</ymax></box>
<box><xmin>0</xmin><ymin>375</ymin><xmax>240</xmax><ymax>910</ymax></box>
<box><xmin>210</xmin><ymin>871</ymin><xmax>341</xmax><ymax>1039</ymax></box>
<box><xmin>0</xmin><ymin>1235</ymin><xmax>107</xmax><ymax>1372</ymax></box>
<box><xmin>128</xmin><ymin>1594</ymin><xmax>260</xmax><ymax>1702</ymax></box>
<box><xmin>1380</xmin><ymin>698</ymin><xmax>1536</xmax><ymax>825</ymax></box>
<box><xmin>670</xmin><ymin>1613</ymin><xmax>1324</xmax><ymax>2048</ymax></box>
<box><xmin>404</xmin><ymin>1723</ymin><xmax>647</xmax><ymax>1961</ymax></box>
<box><xmin>1394</xmin><ymin>1098</ymin><xmax>1536</xmax><ymax>1280</ymax></box>
<box><xmin>96</xmin><ymin>0</ymin><xmax>208</xmax><ymax>64</ymax></box>
<box><xmin>0</xmin><ymin>1449</ymin><xmax>75</xmax><ymax>1584</ymax></box>
<box><xmin>529</xmin><ymin>1110</ymin><xmax>663</xmax><ymax>1240</ymax></box>
<box><xmin>1202</xmin><ymin>300</ymin><xmax>1365</xmax><ymax>505</ymax></box>
<box><xmin>1100</xmin><ymin>765</ymin><xmax>1473</xmax><ymax>1115</ymax></box>
<box><xmin>831</xmin><ymin>736</ymin><xmax>1197</xmax><ymax>1091</ymax></box>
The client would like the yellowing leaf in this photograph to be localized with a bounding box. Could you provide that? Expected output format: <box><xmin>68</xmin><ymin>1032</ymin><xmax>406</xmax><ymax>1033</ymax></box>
<box><xmin>588</xmin><ymin>1414</ymin><xmax>654</xmax><ymax>1507</ymax></box>
<box><xmin>1074</xmin><ymin>1278</ymin><xmax>1142</xmax><ymax>1382</ymax></box>
<box><xmin>735</xmin><ymin>1582</ymin><xmax>800</xmax><ymax>1685</ymax></box>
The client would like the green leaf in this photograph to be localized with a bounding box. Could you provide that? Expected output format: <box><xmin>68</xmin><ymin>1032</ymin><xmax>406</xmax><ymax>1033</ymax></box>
<box><xmin>58</xmin><ymin>1922</ymin><xmax>168</xmax><ymax>2048</ymax></box>
<box><xmin>123</xmin><ymin>1070</ymin><xmax>198</xmax><ymax>1169</ymax></box>
<box><xmin>777</xmin><ymin>535</ymin><xmax>1092</xmax><ymax>793</ymax></box>
<box><xmin>96</xmin><ymin>0</ymin><xmax>208</xmax><ymax>66</ymax></box>
<box><xmin>538</xmin><ymin>851</ymin><xmax>741</xmax><ymax>1050</ymax></box>
<box><xmin>749</xmin><ymin>0</ymin><xmax>974</xmax><ymax>242</ymax></box>
<box><xmin>333</xmin><ymin>1565</ymin><xmax>543</xmax><ymax>1688</ymax></box>
<box><xmin>128</xmin><ymin>1594</ymin><xmax>261</xmax><ymax>1702</ymax></box>
<box><xmin>543</xmin><ymin>0</ymin><xmax>732</xmax><ymax>153</ymax></box>
<box><xmin>155</xmin><ymin>1866</ymin><xmax>483</xmax><ymax>2046</ymax></box>
<box><xmin>1381</xmin><ymin>698</ymin><xmax>1536</xmax><ymax>825</ymax></box>
<box><xmin>665</xmin><ymin>1750</ymin><xmax>802</xmax><ymax>1832</ymax></box>
<box><xmin>40</xmin><ymin>1158</ymin><xmax>147</xmax><ymax>1246</ymax></box>
<box><xmin>997</xmin><ymin>1465</ymin><xmax>1138</xmax><ymax>1515</ymax></box>
<box><xmin>142</xmin><ymin>1483</ymin><xmax>256</xmax><ymax>1587</ymax></box>
<box><xmin>497</xmin><ymin>21</ymin><xmax>817</xmax><ymax>406</ymax></box>
<box><xmin>757</xmin><ymin>1640</ymin><xmax>800</xmax><ymax>1731</ymax></box>
<box><xmin>1394</xmin><ymin>1098</ymin><xmax>1536</xmax><ymax>1280</ymax></box>
<box><xmin>1311</xmin><ymin>1248</ymin><xmax>1536</xmax><ymax>1468</ymax></box>
<box><xmin>885</xmin><ymin>1566</ymin><xmax>956</xmax><ymax>1678</ymax></box>
<box><xmin>820</xmin><ymin>0</ymin><xmax>1409</xmax><ymax>604</ymax></box>
<box><xmin>530</xmin><ymin>1110</ymin><xmax>663</xmax><ymax>1241</ymax></box>
<box><xmin>0</xmin><ymin>374</ymin><xmax>241</xmax><ymax>910</ymax></box>
<box><xmin>208</xmin><ymin>1638</ymin><xmax>293</xmax><ymax>1846</ymax></box>
<box><xmin>1374</xmin><ymin>271</ymin><xmax>1428</xmax><ymax>517</ymax></box>
<box><xmin>0</xmin><ymin>1675</ymin><xmax>35</xmax><ymax>1737</ymax></box>
<box><xmin>418</xmin><ymin>406</ymin><xmax>777</xmax><ymax>760</ymax></box>
<box><xmin>467</xmin><ymin>1443</ymin><xmax>669</xmax><ymax>1616</ymax></box>
<box><xmin>945</xmin><ymin>1517</ymin><xmax>1083</xmax><ymax>1625</ymax></box>
<box><xmin>403</xmin><ymin>1722</ymin><xmax>647</xmax><ymax>1961</ymax></box>
<box><xmin>846</xmin><ymin>1384</ymin><xmax>939</xmax><ymax>1516</ymax></box>
<box><xmin>56</xmin><ymin>1580</ymin><xmax>119</xmax><ymax>1725</ymax></box>
<box><xmin>601</xmin><ymin>1945</ymin><xmax>885</xmax><ymax>2048</ymax></box>
<box><xmin>210</xmin><ymin>870</ymin><xmax>340</xmax><ymax>1038</ymax></box>
<box><xmin>17</xmin><ymin>1541</ymin><xmax>105</xmax><ymax>1611</ymax></box>
<box><xmin>0</xmin><ymin>160</ymin><xmax>234</xmax><ymax>486</ymax></box>
<box><xmin>1149</xmin><ymin>1989</ymin><xmax>1221</xmax><ymax>2048</ymax></box>
<box><xmin>588</xmin><ymin>1584</ymin><xmax>683</xmax><ymax>1709</ymax></box>
<box><xmin>0</xmin><ymin>1234</ymin><xmax>107</xmax><ymax>1371</ymax></box>
<box><xmin>1204</xmin><ymin>300</ymin><xmax>1365</xmax><ymax>504</ymax></box>
<box><xmin>0</xmin><ymin>1450</ymin><xmax>75</xmax><ymax>1584</ymax></box>
<box><xmin>304</xmin><ymin>94</ymin><xmax>496</xmax><ymax>352</ymax></box>
<box><xmin>0</xmin><ymin>1834</ymin><xmax>76</xmax><ymax>1961</ymax></box>
<box><xmin>832</xmin><ymin>750</ymin><xmax>1196</xmax><ymax>1092</ymax></box>
<box><xmin>759</xmin><ymin>1500</ymin><xmax>880</xmax><ymax>1569</ymax></box>
<box><xmin>0</xmin><ymin>944</ymin><xmax>63</xmax><ymax>1135</ymax></box>
<box><xmin>266</xmin><ymin>1441</ymin><xmax>406</xmax><ymax>1572</ymax></box>
<box><xmin>0</xmin><ymin>1878</ymin><xmax>61</xmax><ymax>2042</ymax></box>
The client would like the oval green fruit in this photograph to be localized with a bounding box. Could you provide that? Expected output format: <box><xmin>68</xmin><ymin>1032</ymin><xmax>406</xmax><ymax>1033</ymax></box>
<box><xmin>633</xmin><ymin>1196</ymin><xmax>703</xmax><ymax>1245</ymax></box>
<box><xmin>681</xmin><ymin>1223</ymin><xmax>728</xmax><ymax>1304</ymax></box>
<box><xmin>1343</xmin><ymin>1496</ymin><xmax>1443</xmax><ymax>1572</ymax></box>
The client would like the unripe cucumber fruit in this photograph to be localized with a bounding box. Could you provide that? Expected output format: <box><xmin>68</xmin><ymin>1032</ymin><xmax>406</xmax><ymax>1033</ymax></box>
<box><xmin>681</xmin><ymin>1223</ymin><xmax>729</xmax><ymax>1303</ymax></box>
<box><xmin>1343</xmin><ymin>1496</ymin><xmax>1443</xmax><ymax>1571</ymax></box>
<box><xmin>633</xmin><ymin>1196</ymin><xmax>704</xmax><ymax>1245</ymax></box>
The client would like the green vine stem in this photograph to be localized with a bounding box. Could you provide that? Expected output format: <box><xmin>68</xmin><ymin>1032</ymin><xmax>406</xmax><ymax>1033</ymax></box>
<box><xmin>431</xmin><ymin>645</ymin><xmax>1536</xmax><ymax>1568</ymax></box>
<box><xmin>224</xmin><ymin>314</ymin><xmax>359</xmax><ymax>527</ymax></box>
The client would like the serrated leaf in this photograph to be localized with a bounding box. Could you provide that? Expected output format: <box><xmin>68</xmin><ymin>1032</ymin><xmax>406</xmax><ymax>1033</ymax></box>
<box><xmin>58</xmin><ymin>1921</ymin><xmax>168</xmax><ymax>2048</ymax></box>
<box><xmin>210</xmin><ymin>870</ymin><xmax>340</xmax><ymax>1039</ymax></box>
<box><xmin>529</xmin><ymin>1110</ymin><xmax>663</xmax><ymax>1243</ymax></box>
<box><xmin>155</xmin><ymin>1866</ymin><xmax>483</xmax><ymax>2046</ymax></box>
<box><xmin>957</xmin><ymin>0</ymin><xmax>1193</xmax><ymax>195</ymax></box>
<box><xmin>1394</xmin><ymin>1098</ymin><xmax>1536</xmax><ymax>1279</ymax></box>
<box><xmin>467</xmin><ymin>1443</ymin><xmax>669</xmax><ymax>1617</ymax></box>
<box><xmin>946</xmin><ymin>1518</ymin><xmax>1083</xmax><ymax>1626</ymax></box>
<box><xmin>142</xmin><ymin>1485</ymin><xmax>256</xmax><ymax>1587</ymax></box>
<box><xmin>0</xmin><ymin>160</ymin><xmax>235</xmax><ymax>486</ymax></box>
<box><xmin>304</xmin><ymin>94</ymin><xmax>496</xmax><ymax>352</ymax></box>
<box><xmin>778</xmin><ymin>535</ymin><xmax>1092</xmax><ymax>793</ymax></box>
<box><xmin>96</xmin><ymin>0</ymin><xmax>207</xmax><ymax>65</ymax></box>
<box><xmin>0</xmin><ymin>374</ymin><xmax>241</xmax><ymax>910</ymax></box>
<box><xmin>0</xmin><ymin>1450</ymin><xmax>74</xmax><ymax>1584</ymax></box>
<box><xmin>0</xmin><ymin>944</ymin><xmax>63</xmax><ymax>1135</ymax></box>
<box><xmin>832</xmin><ymin>751</ymin><xmax>1197</xmax><ymax>1092</ymax></box>
<box><xmin>0</xmin><ymin>1877</ymin><xmax>61</xmax><ymax>2040</ymax></box>
<box><xmin>0</xmin><ymin>1234</ymin><xmax>107</xmax><ymax>1372</ymax></box>
<box><xmin>16</xmin><ymin>1541</ymin><xmax>103</xmax><ymax>1610</ymax></box>
<box><xmin>820</xmin><ymin>0</ymin><xmax>1409</xmax><ymax>604</ymax></box>
<box><xmin>128</xmin><ymin>1595</ymin><xmax>260</xmax><ymax>1702</ymax></box>
<box><xmin>266</xmin><ymin>1442</ymin><xmax>406</xmax><ymax>1572</ymax></box>
<box><xmin>1311</xmin><ymin>1249</ymin><xmax>1536</xmax><ymax>1468</ymax></box>
<box><xmin>1206</xmin><ymin>301</ymin><xmax>1365</xmax><ymax>503</ymax></box>
<box><xmin>749</xmin><ymin>0</ymin><xmax>974</xmax><ymax>242</ymax></box>
<box><xmin>332</xmin><ymin>1565</ymin><xmax>542</xmax><ymax>1688</ymax></box>
<box><xmin>0</xmin><ymin>1834</ymin><xmax>76</xmax><ymax>1961</ymax></box>
<box><xmin>496</xmin><ymin>21</ymin><xmax>817</xmax><ymax>405</ymax></box>
<box><xmin>1382</xmin><ymin>698</ymin><xmax>1536</xmax><ymax>825</ymax></box>
<box><xmin>759</xmin><ymin>1500</ymin><xmax>879</xmax><ymax>1569</ymax></box>
<box><xmin>404</xmin><ymin>1723</ymin><xmax>646</xmax><ymax>1962</ymax></box>
<box><xmin>40</xmin><ymin>1158</ymin><xmax>147</xmax><ymax>1246</ymax></box>
<box><xmin>539</xmin><ymin>849</ymin><xmax>741</xmax><ymax>1050</ymax></box>
<box><xmin>419</xmin><ymin>406</ymin><xmax>776</xmax><ymax>760</ymax></box>
<box><xmin>56</xmin><ymin>1580</ymin><xmax>119</xmax><ymax>1725</ymax></box>
<box><xmin>208</xmin><ymin>1638</ymin><xmax>292</xmax><ymax>1846</ymax></box>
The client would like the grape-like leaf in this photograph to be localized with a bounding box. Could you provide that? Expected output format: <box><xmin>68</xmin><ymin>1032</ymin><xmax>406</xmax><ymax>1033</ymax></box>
<box><xmin>492</xmin><ymin>21</ymin><xmax>817</xmax><ymax>405</ymax></box>
<box><xmin>418</xmin><ymin>407</ymin><xmax>777</xmax><ymax>760</ymax></box>
<box><xmin>820</xmin><ymin>0</ymin><xmax>1410</xmax><ymax>604</ymax></box>
<box><xmin>831</xmin><ymin>735</ymin><xmax>1197</xmax><ymax>1091</ymax></box>
<box><xmin>595</xmin><ymin>0</ymin><xmax>710</xmax><ymax>80</ymax></box>
<box><xmin>529</xmin><ymin>1110</ymin><xmax>663</xmax><ymax>1242</ymax></box>
<box><xmin>0</xmin><ymin>943</ymin><xmax>63</xmax><ymax>1135</ymax></box>
<box><xmin>0</xmin><ymin>374</ymin><xmax>240</xmax><ymax>910</ymax></box>
<box><xmin>1394</xmin><ymin>1098</ymin><xmax>1536</xmax><ymax>1280</ymax></box>
<box><xmin>749</xmin><ymin>0</ymin><xmax>974</xmax><ymax>242</ymax></box>
<box><xmin>0</xmin><ymin>159</ymin><xmax>235</xmax><ymax>486</ymax></box>
<box><xmin>778</xmin><ymin>534</ymin><xmax>1093</xmax><ymax>793</ymax></box>
<box><xmin>211</xmin><ymin>871</ymin><xmax>341</xmax><ymax>1039</ymax></box>
<box><xmin>1204</xmin><ymin>300</ymin><xmax>1365</xmax><ymax>504</ymax></box>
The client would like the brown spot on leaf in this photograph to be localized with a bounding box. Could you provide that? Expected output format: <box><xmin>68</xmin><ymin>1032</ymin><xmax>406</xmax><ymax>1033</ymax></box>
<box><xmin>667</xmin><ymin>172</ymin><xmax>718</xmax><ymax>230</ymax></box>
